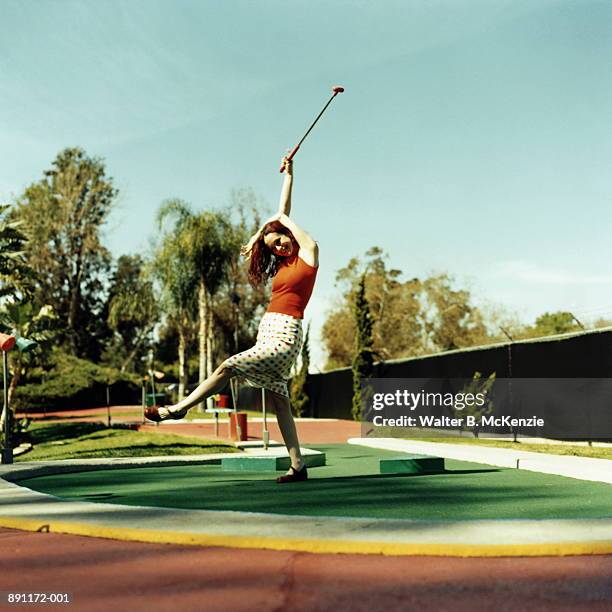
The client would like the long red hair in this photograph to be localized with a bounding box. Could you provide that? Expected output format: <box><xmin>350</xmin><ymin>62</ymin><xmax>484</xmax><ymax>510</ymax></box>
<box><xmin>248</xmin><ymin>221</ymin><xmax>296</xmax><ymax>286</ymax></box>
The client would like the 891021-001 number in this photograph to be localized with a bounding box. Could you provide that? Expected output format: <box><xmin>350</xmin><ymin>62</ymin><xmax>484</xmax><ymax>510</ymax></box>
<box><xmin>4</xmin><ymin>592</ymin><xmax>72</xmax><ymax>604</ymax></box>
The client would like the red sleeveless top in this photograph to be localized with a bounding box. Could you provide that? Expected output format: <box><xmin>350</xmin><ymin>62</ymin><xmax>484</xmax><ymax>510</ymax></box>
<box><xmin>267</xmin><ymin>254</ymin><xmax>318</xmax><ymax>319</ymax></box>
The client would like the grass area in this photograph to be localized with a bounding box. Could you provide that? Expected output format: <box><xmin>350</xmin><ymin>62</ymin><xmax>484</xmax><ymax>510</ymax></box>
<box><xmin>16</xmin><ymin>422</ymin><xmax>240</xmax><ymax>462</ymax></box>
<box><xmin>404</xmin><ymin>437</ymin><xmax>612</xmax><ymax>460</ymax></box>
<box><xmin>21</xmin><ymin>410</ymin><xmax>143</xmax><ymax>422</ymax></box>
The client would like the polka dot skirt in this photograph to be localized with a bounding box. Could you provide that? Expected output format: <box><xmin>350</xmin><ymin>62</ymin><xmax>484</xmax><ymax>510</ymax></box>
<box><xmin>223</xmin><ymin>312</ymin><xmax>303</xmax><ymax>398</ymax></box>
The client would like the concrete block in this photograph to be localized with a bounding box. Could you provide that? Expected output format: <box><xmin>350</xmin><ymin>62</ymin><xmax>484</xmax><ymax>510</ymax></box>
<box><xmin>222</xmin><ymin>452</ymin><xmax>326</xmax><ymax>472</ymax></box>
<box><xmin>380</xmin><ymin>455</ymin><xmax>444</xmax><ymax>475</ymax></box>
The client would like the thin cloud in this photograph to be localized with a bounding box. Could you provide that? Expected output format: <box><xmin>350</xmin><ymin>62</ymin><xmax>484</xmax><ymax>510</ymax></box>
<box><xmin>495</xmin><ymin>261</ymin><xmax>612</xmax><ymax>286</ymax></box>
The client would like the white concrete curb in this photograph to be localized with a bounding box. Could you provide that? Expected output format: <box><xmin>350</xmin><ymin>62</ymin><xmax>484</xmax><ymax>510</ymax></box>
<box><xmin>348</xmin><ymin>438</ymin><xmax>612</xmax><ymax>484</ymax></box>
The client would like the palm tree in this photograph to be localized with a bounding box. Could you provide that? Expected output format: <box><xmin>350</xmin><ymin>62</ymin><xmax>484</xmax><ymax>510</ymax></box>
<box><xmin>150</xmin><ymin>235</ymin><xmax>198</xmax><ymax>399</ymax></box>
<box><xmin>156</xmin><ymin>200</ymin><xmax>233</xmax><ymax>403</ymax></box>
<box><xmin>107</xmin><ymin>255</ymin><xmax>160</xmax><ymax>372</ymax></box>
<box><xmin>0</xmin><ymin>204</ymin><xmax>33</xmax><ymax>301</ymax></box>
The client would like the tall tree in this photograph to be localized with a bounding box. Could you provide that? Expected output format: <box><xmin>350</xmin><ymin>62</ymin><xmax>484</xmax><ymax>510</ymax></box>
<box><xmin>153</xmin><ymin>190</ymin><xmax>270</xmax><ymax>398</ymax></box>
<box><xmin>156</xmin><ymin>199</ymin><xmax>233</xmax><ymax>402</ymax></box>
<box><xmin>352</xmin><ymin>274</ymin><xmax>375</xmax><ymax>421</ymax></box>
<box><xmin>13</xmin><ymin>148</ymin><xmax>117</xmax><ymax>357</ymax></box>
<box><xmin>105</xmin><ymin>255</ymin><xmax>160</xmax><ymax>372</ymax></box>
<box><xmin>322</xmin><ymin>248</ymin><xmax>422</xmax><ymax>369</ymax></box>
<box><xmin>421</xmin><ymin>274</ymin><xmax>489</xmax><ymax>352</ymax></box>
<box><xmin>150</xmin><ymin>233</ymin><xmax>199</xmax><ymax>399</ymax></box>
<box><xmin>319</xmin><ymin>303</ymin><xmax>355</xmax><ymax>370</ymax></box>
<box><xmin>211</xmin><ymin>191</ymin><xmax>268</xmax><ymax>361</ymax></box>
<box><xmin>532</xmin><ymin>311</ymin><xmax>579</xmax><ymax>336</ymax></box>
<box><xmin>322</xmin><ymin>250</ymin><xmax>492</xmax><ymax>369</ymax></box>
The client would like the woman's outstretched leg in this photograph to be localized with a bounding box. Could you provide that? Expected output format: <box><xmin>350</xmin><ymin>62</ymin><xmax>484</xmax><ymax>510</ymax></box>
<box><xmin>147</xmin><ymin>363</ymin><xmax>234</xmax><ymax>421</ymax></box>
<box><xmin>269</xmin><ymin>391</ymin><xmax>304</xmax><ymax>471</ymax></box>
<box><xmin>171</xmin><ymin>363</ymin><xmax>235</xmax><ymax>413</ymax></box>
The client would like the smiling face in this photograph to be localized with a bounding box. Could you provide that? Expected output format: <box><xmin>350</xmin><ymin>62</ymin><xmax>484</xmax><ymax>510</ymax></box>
<box><xmin>264</xmin><ymin>231</ymin><xmax>294</xmax><ymax>257</ymax></box>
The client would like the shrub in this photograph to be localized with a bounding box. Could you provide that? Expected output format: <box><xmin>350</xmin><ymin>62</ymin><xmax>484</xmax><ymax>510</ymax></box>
<box><xmin>12</xmin><ymin>351</ymin><xmax>140</xmax><ymax>412</ymax></box>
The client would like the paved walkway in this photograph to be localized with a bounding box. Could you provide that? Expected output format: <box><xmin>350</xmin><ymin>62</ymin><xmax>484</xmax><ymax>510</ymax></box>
<box><xmin>351</xmin><ymin>438</ymin><xmax>612</xmax><ymax>484</ymax></box>
<box><xmin>2</xmin><ymin>527</ymin><xmax>610</xmax><ymax>611</ymax></box>
<box><xmin>146</xmin><ymin>418</ymin><xmax>362</xmax><ymax>444</ymax></box>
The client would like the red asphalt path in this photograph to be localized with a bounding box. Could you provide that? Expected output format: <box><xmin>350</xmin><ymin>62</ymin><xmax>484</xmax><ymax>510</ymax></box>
<box><xmin>143</xmin><ymin>419</ymin><xmax>363</xmax><ymax>444</ymax></box>
<box><xmin>1</xmin><ymin>527</ymin><xmax>610</xmax><ymax>611</ymax></box>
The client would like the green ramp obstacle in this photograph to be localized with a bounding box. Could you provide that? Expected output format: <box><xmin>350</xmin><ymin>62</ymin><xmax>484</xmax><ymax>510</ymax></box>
<box><xmin>222</xmin><ymin>451</ymin><xmax>326</xmax><ymax>472</ymax></box>
<box><xmin>380</xmin><ymin>454</ymin><xmax>444</xmax><ymax>475</ymax></box>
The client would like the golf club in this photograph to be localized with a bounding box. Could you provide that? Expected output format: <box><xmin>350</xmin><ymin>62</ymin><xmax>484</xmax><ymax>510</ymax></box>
<box><xmin>280</xmin><ymin>85</ymin><xmax>345</xmax><ymax>172</ymax></box>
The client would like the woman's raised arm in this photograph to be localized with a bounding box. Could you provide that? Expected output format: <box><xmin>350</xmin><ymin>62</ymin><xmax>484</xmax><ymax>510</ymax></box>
<box><xmin>241</xmin><ymin>158</ymin><xmax>294</xmax><ymax>258</ymax></box>
<box><xmin>278</xmin><ymin>157</ymin><xmax>293</xmax><ymax>215</ymax></box>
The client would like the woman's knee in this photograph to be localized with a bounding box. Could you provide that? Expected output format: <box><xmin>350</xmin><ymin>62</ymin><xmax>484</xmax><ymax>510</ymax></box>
<box><xmin>215</xmin><ymin>363</ymin><xmax>235</xmax><ymax>379</ymax></box>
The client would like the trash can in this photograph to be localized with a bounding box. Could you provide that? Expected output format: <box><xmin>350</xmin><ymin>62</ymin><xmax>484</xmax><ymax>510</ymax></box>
<box><xmin>217</xmin><ymin>394</ymin><xmax>230</xmax><ymax>408</ymax></box>
<box><xmin>229</xmin><ymin>412</ymin><xmax>248</xmax><ymax>441</ymax></box>
<box><xmin>145</xmin><ymin>393</ymin><xmax>167</xmax><ymax>407</ymax></box>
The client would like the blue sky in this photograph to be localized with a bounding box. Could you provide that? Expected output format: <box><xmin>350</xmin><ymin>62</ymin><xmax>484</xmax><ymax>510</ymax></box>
<box><xmin>1</xmin><ymin>0</ymin><xmax>611</xmax><ymax>369</ymax></box>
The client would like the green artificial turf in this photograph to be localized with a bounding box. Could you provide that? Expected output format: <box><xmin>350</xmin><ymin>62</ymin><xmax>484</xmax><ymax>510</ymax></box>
<box><xmin>20</xmin><ymin>444</ymin><xmax>612</xmax><ymax>521</ymax></box>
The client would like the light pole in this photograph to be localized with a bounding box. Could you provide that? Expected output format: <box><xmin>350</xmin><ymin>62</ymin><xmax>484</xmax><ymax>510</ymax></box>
<box><xmin>2</xmin><ymin>333</ymin><xmax>39</xmax><ymax>464</ymax></box>
<box><xmin>1</xmin><ymin>333</ymin><xmax>16</xmax><ymax>464</ymax></box>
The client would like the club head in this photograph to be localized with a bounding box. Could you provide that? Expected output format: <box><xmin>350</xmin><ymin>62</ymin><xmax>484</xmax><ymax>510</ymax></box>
<box><xmin>0</xmin><ymin>333</ymin><xmax>15</xmax><ymax>352</ymax></box>
<box><xmin>332</xmin><ymin>86</ymin><xmax>345</xmax><ymax>94</ymax></box>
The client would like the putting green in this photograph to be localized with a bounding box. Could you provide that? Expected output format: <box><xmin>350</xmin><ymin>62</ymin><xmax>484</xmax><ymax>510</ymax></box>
<box><xmin>20</xmin><ymin>444</ymin><xmax>612</xmax><ymax>521</ymax></box>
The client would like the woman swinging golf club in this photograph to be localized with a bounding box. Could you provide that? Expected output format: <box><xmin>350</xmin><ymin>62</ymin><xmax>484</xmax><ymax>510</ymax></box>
<box><xmin>145</xmin><ymin>158</ymin><xmax>318</xmax><ymax>483</ymax></box>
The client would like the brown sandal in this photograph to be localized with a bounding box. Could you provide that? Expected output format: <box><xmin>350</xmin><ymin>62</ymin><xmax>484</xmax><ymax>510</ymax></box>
<box><xmin>276</xmin><ymin>464</ymin><xmax>308</xmax><ymax>484</ymax></box>
<box><xmin>144</xmin><ymin>405</ymin><xmax>188</xmax><ymax>422</ymax></box>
